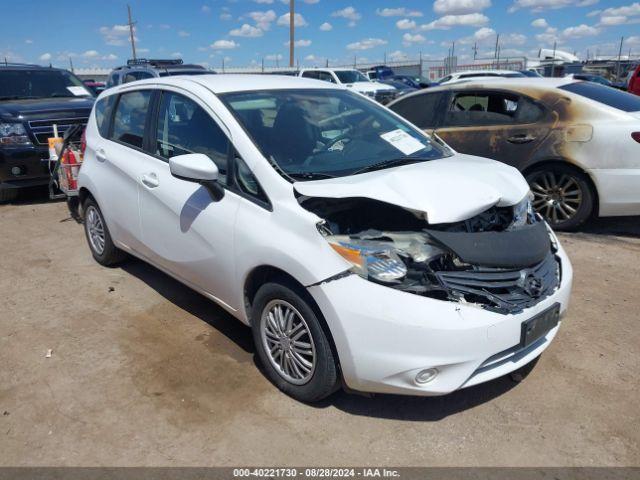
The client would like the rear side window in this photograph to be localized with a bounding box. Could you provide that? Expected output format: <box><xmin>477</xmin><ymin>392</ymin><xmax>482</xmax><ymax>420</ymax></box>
<box><xmin>444</xmin><ymin>91</ymin><xmax>543</xmax><ymax>126</ymax></box>
<box><xmin>389</xmin><ymin>93</ymin><xmax>443</xmax><ymax>129</ymax></box>
<box><xmin>94</xmin><ymin>95</ymin><xmax>116</xmax><ymax>137</ymax></box>
<box><xmin>111</xmin><ymin>90</ymin><xmax>152</xmax><ymax>149</ymax></box>
<box><xmin>155</xmin><ymin>92</ymin><xmax>229</xmax><ymax>181</ymax></box>
<box><xmin>560</xmin><ymin>82</ymin><xmax>640</xmax><ymax>112</ymax></box>
<box><xmin>301</xmin><ymin>71</ymin><xmax>319</xmax><ymax>80</ymax></box>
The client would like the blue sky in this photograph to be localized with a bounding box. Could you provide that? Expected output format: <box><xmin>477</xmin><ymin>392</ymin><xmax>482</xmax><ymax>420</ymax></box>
<box><xmin>1</xmin><ymin>0</ymin><xmax>639</xmax><ymax>70</ymax></box>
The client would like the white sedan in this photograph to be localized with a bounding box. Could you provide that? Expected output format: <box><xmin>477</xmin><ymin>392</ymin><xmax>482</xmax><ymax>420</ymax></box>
<box><xmin>77</xmin><ymin>75</ymin><xmax>572</xmax><ymax>402</ymax></box>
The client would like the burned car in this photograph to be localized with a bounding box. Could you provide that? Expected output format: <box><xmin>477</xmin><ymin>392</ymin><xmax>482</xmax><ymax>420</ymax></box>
<box><xmin>78</xmin><ymin>75</ymin><xmax>572</xmax><ymax>402</ymax></box>
<box><xmin>388</xmin><ymin>78</ymin><xmax>640</xmax><ymax>230</ymax></box>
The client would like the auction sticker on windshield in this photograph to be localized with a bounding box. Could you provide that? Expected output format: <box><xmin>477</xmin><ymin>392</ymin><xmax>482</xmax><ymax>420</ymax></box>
<box><xmin>67</xmin><ymin>86</ymin><xmax>89</xmax><ymax>96</ymax></box>
<box><xmin>380</xmin><ymin>129</ymin><xmax>426</xmax><ymax>155</ymax></box>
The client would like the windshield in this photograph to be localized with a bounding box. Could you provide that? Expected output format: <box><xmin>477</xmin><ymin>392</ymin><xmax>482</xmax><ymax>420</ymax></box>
<box><xmin>0</xmin><ymin>69</ymin><xmax>93</xmax><ymax>100</ymax></box>
<box><xmin>560</xmin><ymin>81</ymin><xmax>640</xmax><ymax>112</ymax></box>
<box><xmin>221</xmin><ymin>89</ymin><xmax>448</xmax><ymax>180</ymax></box>
<box><xmin>334</xmin><ymin>70</ymin><xmax>369</xmax><ymax>84</ymax></box>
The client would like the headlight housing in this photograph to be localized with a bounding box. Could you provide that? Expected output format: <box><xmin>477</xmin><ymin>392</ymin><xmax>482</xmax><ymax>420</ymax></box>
<box><xmin>0</xmin><ymin>122</ymin><xmax>31</xmax><ymax>145</ymax></box>
<box><xmin>327</xmin><ymin>238</ymin><xmax>408</xmax><ymax>284</ymax></box>
<box><xmin>510</xmin><ymin>192</ymin><xmax>536</xmax><ymax>229</ymax></box>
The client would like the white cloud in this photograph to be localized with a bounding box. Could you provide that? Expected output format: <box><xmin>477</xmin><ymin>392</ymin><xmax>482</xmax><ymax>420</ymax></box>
<box><xmin>474</xmin><ymin>26</ymin><xmax>496</xmax><ymax>40</ymax></box>
<box><xmin>388</xmin><ymin>50</ymin><xmax>409</xmax><ymax>61</ymax></box>
<box><xmin>39</xmin><ymin>53</ymin><xmax>52</xmax><ymax>61</ymax></box>
<box><xmin>319</xmin><ymin>22</ymin><xmax>333</xmax><ymax>31</ymax></box>
<box><xmin>531</xmin><ymin>18</ymin><xmax>549</xmax><ymax>28</ymax></box>
<box><xmin>402</xmin><ymin>33</ymin><xmax>426</xmax><ymax>46</ymax></box>
<box><xmin>304</xmin><ymin>0</ymin><xmax>320</xmax><ymax>4</ymax></box>
<box><xmin>376</xmin><ymin>7</ymin><xmax>423</xmax><ymax>17</ymax></box>
<box><xmin>82</xmin><ymin>50</ymin><xmax>99</xmax><ymax>58</ymax></box>
<box><xmin>595</xmin><ymin>2</ymin><xmax>640</xmax><ymax>26</ymax></box>
<box><xmin>171</xmin><ymin>52</ymin><xmax>182</xmax><ymax>58</ymax></box>
<box><xmin>562</xmin><ymin>23</ymin><xmax>600</xmax><ymax>38</ymax></box>
<box><xmin>396</xmin><ymin>18</ymin><xmax>417</xmax><ymax>29</ymax></box>
<box><xmin>254</xmin><ymin>0</ymin><xmax>273</xmax><ymax>3</ymax></box>
<box><xmin>332</xmin><ymin>6</ymin><xmax>361</xmax><ymax>22</ymax></box>
<box><xmin>346</xmin><ymin>37</ymin><xmax>388</xmax><ymax>50</ymax></box>
<box><xmin>536</xmin><ymin>27</ymin><xmax>559</xmax><ymax>43</ymax></box>
<box><xmin>247</xmin><ymin>10</ymin><xmax>277</xmax><ymax>30</ymax></box>
<box><xmin>99</xmin><ymin>24</ymin><xmax>135</xmax><ymax>47</ymax></box>
<box><xmin>504</xmin><ymin>33</ymin><xmax>527</xmax><ymax>45</ymax></box>
<box><xmin>277</xmin><ymin>12</ymin><xmax>308</xmax><ymax>27</ymax></box>
<box><xmin>509</xmin><ymin>0</ymin><xmax>599</xmax><ymax>13</ymax></box>
<box><xmin>178</xmin><ymin>30</ymin><xmax>190</xmax><ymax>37</ymax></box>
<box><xmin>210</xmin><ymin>39</ymin><xmax>239</xmax><ymax>50</ymax></box>
<box><xmin>201</xmin><ymin>5</ymin><xmax>211</xmax><ymax>14</ymax></box>
<box><xmin>265</xmin><ymin>53</ymin><xmax>283</xmax><ymax>61</ymax></box>
<box><xmin>420</xmin><ymin>13</ymin><xmax>489</xmax><ymax>30</ymax></box>
<box><xmin>285</xmin><ymin>39</ymin><xmax>312</xmax><ymax>47</ymax></box>
<box><xmin>103</xmin><ymin>53</ymin><xmax>118</xmax><ymax>61</ymax></box>
<box><xmin>433</xmin><ymin>0</ymin><xmax>492</xmax><ymax>15</ymax></box>
<box><xmin>25</xmin><ymin>39</ymin><xmax>33</xmax><ymax>44</ymax></box>
<box><xmin>220</xmin><ymin>8</ymin><xmax>232</xmax><ymax>21</ymax></box>
<box><xmin>230</xmin><ymin>24</ymin><xmax>264</xmax><ymax>37</ymax></box>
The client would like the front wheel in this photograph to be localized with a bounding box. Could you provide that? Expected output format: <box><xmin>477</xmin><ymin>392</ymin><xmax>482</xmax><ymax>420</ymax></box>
<box><xmin>251</xmin><ymin>282</ymin><xmax>339</xmax><ymax>402</ymax></box>
<box><xmin>526</xmin><ymin>164</ymin><xmax>594</xmax><ymax>231</ymax></box>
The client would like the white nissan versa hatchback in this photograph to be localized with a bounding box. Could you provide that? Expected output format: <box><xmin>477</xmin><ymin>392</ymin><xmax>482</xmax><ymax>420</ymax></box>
<box><xmin>78</xmin><ymin>75</ymin><xmax>573</xmax><ymax>402</ymax></box>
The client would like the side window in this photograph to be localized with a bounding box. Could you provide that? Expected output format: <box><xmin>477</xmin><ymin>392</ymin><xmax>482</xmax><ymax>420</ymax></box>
<box><xmin>111</xmin><ymin>90</ymin><xmax>152</xmax><ymax>149</ymax></box>
<box><xmin>94</xmin><ymin>94</ymin><xmax>116</xmax><ymax>138</ymax></box>
<box><xmin>301</xmin><ymin>71</ymin><xmax>319</xmax><ymax>80</ymax></box>
<box><xmin>317</xmin><ymin>72</ymin><xmax>335</xmax><ymax>83</ymax></box>
<box><xmin>389</xmin><ymin>93</ymin><xmax>442</xmax><ymax>129</ymax></box>
<box><xmin>106</xmin><ymin>72</ymin><xmax>119</xmax><ymax>88</ymax></box>
<box><xmin>515</xmin><ymin>96</ymin><xmax>545</xmax><ymax>123</ymax></box>
<box><xmin>133</xmin><ymin>71</ymin><xmax>154</xmax><ymax>80</ymax></box>
<box><xmin>234</xmin><ymin>157</ymin><xmax>269</xmax><ymax>205</ymax></box>
<box><xmin>155</xmin><ymin>92</ymin><xmax>228</xmax><ymax>182</ymax></box>
<box><xmin>445</xmin><ymin>91</ymin><xmax>522</xmax><ymax>127</ymax></box>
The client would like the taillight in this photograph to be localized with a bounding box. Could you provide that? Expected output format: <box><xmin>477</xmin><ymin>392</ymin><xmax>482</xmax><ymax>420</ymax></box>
<box><xmin>632</xmin><ymin>132</ymin><xmax>640</xmax><ymax>144</ymax></box>
<box><xmin>80</xmin><ymin>129</ymin><xmax>87</xmax><ymax>155</ymax></box>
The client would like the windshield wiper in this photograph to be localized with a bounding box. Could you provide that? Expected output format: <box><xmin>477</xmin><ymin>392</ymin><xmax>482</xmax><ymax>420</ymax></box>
<box><xmin>287</xmin><ymin>171</ymin><xmax>336</xmax><ymax>181</ymax></box>
<box><xmin>352</xmin><ymin>157</ymin><xmax>425</xmax><ymax>175</ymax></box>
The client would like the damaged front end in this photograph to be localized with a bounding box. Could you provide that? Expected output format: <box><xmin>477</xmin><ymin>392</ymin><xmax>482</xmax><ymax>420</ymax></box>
<box><xmin>303</xmin><ymin>195</ymin><xmax>560</xmax><ymax>315</ymax></box>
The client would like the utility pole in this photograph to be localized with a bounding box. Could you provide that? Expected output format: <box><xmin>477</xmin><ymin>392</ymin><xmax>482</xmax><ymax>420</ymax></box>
<box><xmin>616</xmin><ymin>36</ymin><xmax>624</xmax><ymax>82</ymax></box>
<box><xmin>289</xmin><ymin>0</ymin><xmax>295</xmax><ymax>68</ymax></box>
<box><xmin>551</xmin><ymin>41</ymin><xmax>557</xmax><ymax>77</ymax></box>
<box><xmin>127</xmin><ymin>4</ymin><xmax>137</xmax><ymax>61</ymax></box>
<box><xmin>473</xmin><ymin>42</ymin><xmax>478</xmax><ymax>60</ymax></box>
<box><xmin>69</xmin><ymin>57</ymin><xmax>74</xmax><ymax>73</ymax></box>
<box><xmin>494</xmin><ymin>33</ymin><xmax>500</xmax><ymax>59</ymax></box>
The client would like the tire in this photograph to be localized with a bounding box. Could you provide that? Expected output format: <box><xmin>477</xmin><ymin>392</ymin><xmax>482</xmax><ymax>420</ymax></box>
<box><xmin>526</xmin><ymin>164</ymin><xmax>594</xmax><ymax>231</ymax></box>
<box><xmin>83</xmin><ymin>197</ymin><xmax>127</xmax><ymax>266</ymax></box>
<box><xmin>0</xmin><ymin>188</ymin><xmax>18</xmax><ymax>203</ymax></box>
<box><xmin>251</xmin><ymin>281</ymin><xmax>339</xmax><ymax>402</ymax></box>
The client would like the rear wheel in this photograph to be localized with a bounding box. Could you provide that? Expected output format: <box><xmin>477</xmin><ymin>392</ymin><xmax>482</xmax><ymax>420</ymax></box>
<box><xmin>83</xmin><ymin>197</ymin><xmax>127</xmax><ymax>266</ymax></box>
<box><xmin>251</xmin><ymin>281</ymin><xmax>338</xmax><ymax>402</ymax></box>
<box><xmin>526</xmin><ymin>164</ymin><xmax>594</xmax><ymax>230</ymax></box>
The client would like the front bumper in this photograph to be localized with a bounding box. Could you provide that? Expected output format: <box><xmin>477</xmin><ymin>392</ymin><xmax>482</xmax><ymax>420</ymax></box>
<box><xmin>0</xmin><ymin>145</ymin><xmax>51</xmax><ymax>190</ymax></box>
<box><xmin>308</xmin><ymin>244</ymin><xmax>573</xmax><ymax>396</ymax></box>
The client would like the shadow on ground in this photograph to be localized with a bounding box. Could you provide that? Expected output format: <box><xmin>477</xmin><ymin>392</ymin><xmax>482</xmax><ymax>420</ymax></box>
<box><xmin>119</xmin><ymin>257</ymin><xmax>529</xmax><ymax>421</ymax></box>
<box><xmin>570</xmin><ymin>216</ymin><xmax>640</xmax><ymax>239</ymax></box>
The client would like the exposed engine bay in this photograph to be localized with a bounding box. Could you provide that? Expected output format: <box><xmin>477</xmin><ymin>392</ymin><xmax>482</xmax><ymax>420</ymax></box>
<box><xmin>300</xmin><ymin>195</ymin><xmax>561</xmax><ymax>314</ymax></box>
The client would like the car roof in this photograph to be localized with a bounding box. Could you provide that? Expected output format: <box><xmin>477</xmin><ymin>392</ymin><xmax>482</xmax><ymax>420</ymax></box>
<box><xmin>111</xmin><ymin>74</ymin><xmax>345</xmax><ymax>94</ymax></box>
<box><xmin>302</xmin><ymin>67</ymin><xmax>356</xmax><ymax>72</ymax></box>
<box><xmin>450</xmin><ymin>69</ymin><xmax>522</xmax><ymax>76</ymax></box>
<box><xmin>0</xmin><ymin>64</ymin><xmax>67</xmax><ymax>72</ymax></box>
<box><xmin>427</xmin><ymin>77</ymin><xmax>576</xmax><ymax>92</ymax></box>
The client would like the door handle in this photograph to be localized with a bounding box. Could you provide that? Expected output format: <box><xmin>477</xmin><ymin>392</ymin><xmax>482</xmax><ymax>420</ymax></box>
<box><xmin>95</xmin><ymin>149</ymin><xmax>107</xmax><ymax>162</ymax></box>
<box><xmin>141</xmin><ymin>172</ymin><xmax>159</xmax><ymax>188</ymax></box>
<box><xmin>507</xmin><ymin>134</ymin><xmax>536</xmax><ymax>144</ymax></box>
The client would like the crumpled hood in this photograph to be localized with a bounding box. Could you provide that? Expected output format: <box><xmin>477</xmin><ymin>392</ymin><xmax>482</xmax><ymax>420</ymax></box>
<box><xmin>294</xmin><ymin>154</ymin><xmax>530</xmax><ymax>224</ymax></box>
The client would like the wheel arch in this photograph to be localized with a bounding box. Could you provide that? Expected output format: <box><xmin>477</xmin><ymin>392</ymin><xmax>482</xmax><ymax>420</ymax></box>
<box><xmin>243</xmin><ymin>265</ymin><xmax>343</xmax><ymax>372</ymax></box>
<box><xmin>522</xmin><ymin>158</ymin><xmax>600</xmax><ymax>216</ymax></box>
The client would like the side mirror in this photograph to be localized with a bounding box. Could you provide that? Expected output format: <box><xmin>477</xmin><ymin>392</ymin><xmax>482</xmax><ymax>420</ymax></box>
<box><xmin>169</xmin><ymin>153</ymin><xmax>224</xmax><ymax>201</ymax></box>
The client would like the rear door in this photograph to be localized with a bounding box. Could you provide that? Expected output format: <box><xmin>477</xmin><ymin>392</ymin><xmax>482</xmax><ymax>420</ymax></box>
<box><xmin>99</xmin><ymin>89</ymin><xmax>154</xmax><ymax>251</ymax></box>
<box><xmin>388</xmin><ymin>91</ymin><xmax>448</xmax><ymax>133</ymax></box>
<box><xmin>435</xmin><ymin>90</ymin><xmax>551</xmax><ymax>169</ymax></box>
<box><xmin>138</xmin><ymin>88</ymin><xmax>242</xmax><ymax>309</ymax></box>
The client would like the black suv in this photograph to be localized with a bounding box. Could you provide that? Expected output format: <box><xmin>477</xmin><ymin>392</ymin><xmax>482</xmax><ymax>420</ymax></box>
<box><xmin>0</xmin><ymin>64</ymin><xmax>94</xmax><ymax>202</ymax></box>
<box><xmin>105</xmin><ymin>58</ymin><xmax>214</xmax><ymax>88</ymax></box>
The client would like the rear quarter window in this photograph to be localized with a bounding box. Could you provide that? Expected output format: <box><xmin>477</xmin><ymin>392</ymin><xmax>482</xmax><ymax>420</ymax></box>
<box><xmin>94</xmin><ymin>95</ymin><xmax>116</xmax><ymax>138</ymax></box>
<box><xmin>560</xmin><ymin>81</ymin><xmax>640</xmax><ymax>112</ymax></box>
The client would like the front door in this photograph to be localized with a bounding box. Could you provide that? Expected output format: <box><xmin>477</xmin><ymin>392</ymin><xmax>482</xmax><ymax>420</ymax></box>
<box><xmin>435</xmin><ymin>90</ymin><xmax>551</xmax><ymax>170</ymax></box>
<box><xmin>138</xmin><ymin>90</ymin><xmax>241</xmax><ymax>310</ymax></box>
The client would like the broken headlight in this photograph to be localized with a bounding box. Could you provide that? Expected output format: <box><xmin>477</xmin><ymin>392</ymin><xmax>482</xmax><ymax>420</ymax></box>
<box><xmin>327</xmin><ymin>238</ymin><xmax>408</xmax><ymax>284</ymax></box>
<box><xmin>510</xmin><ymin>192</ymin><xmax>536</xmax><ymax>229</ymax></box>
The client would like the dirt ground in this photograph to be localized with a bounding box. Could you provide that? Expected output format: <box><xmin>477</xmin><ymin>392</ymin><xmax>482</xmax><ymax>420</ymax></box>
<box><xmin>1</xmin><ymin>188</ymin><xmax>639</xmax><ymax>467</ymax></box>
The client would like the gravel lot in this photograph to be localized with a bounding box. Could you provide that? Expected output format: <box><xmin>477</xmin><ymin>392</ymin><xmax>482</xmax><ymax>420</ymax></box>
<box><xmin>1</xmin><ymin>190</ymin><xmax>639</xmax><ymax>466</ymax></box>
